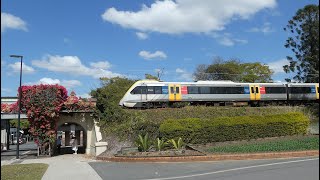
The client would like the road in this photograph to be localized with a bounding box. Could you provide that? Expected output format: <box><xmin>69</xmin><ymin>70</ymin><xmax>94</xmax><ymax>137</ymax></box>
<box><xmin>1</xmin><ymin>141</ymin><xmax>38</xmax><ymax>160</ymax></box>
<box><xmin>89</xmin><ymin>157</ymin><xmax>319</xmax><ymax>180</ymax></box>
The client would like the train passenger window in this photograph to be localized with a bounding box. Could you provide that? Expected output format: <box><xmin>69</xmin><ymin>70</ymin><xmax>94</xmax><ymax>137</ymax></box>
<box><xmin>255</xmin><ymin>87</ymin><xmax>259</xmax><ymax>93</ymax></box>
<box><xmin>211</xmin><ymin>87</ymin><xmax>224</xmax><ymax>94</ymax></box>
<box><xmin>290</xmin><ymin>87</ymin><xmax>311</xmax><ymax>94</ymax></box>
<box><xmin>176</xmin><ymin>87</ymin><xmax>180</xmax><ymax>94</ymax></box>
<box><xmin>154</xmin><ymin>86</ymin><xmax>162</xmax><ymax>94</ymax></box>
<box><xmin>265</xmin><ymin>87</ymin><xmax>286</xmax><ymax>94</ymax></box>
<box><xmin>170</xmin><ymin>87</ymin><xmax>174</xmax><ymax>94</ymax></box>
<box><xmin>251</xmin><ymin>87</ymin><xmax>254</xmax><ymax>93</ymax></box>
<box><xmin>200</xmin><ymin>87</ymin><xmax>210</xmax><ymax>94</ymax></box>
<box><xmin>130</xmin><ymin>86</ymin><xmax>141</xmax><ymax>94</ymax></box>
<box><xmin>130</xmin><ymin>86</ymin><xmax>147</xmax><ymax>94</ymax></box>
<box><xmin>187</xmin><ymin>86</ymin><xmax>199</xmax><ymax>94</ymax></box>
<box><xmin>147</xmin><ymin>86</ymin><xmax>154</xmax><ymax>94</ymax></box>
<box><xmin>141</xmin><ymin>86</ymin><xmax>147</xmax><ymax>94</ymax></box>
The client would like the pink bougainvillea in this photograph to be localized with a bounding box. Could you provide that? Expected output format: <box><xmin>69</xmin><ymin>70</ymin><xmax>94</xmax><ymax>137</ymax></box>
<box><xmin>1</xmin><ymin>85</ymin><xmax>95</xmax><ymax>148</ymax></box>
<box><xmin>19</xmin><ymin>84</ymin><xmax>68</xmax><ymax>145</ymax></box>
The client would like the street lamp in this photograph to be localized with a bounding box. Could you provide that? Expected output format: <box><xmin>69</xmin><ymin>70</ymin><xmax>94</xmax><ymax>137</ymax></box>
<box><xmin>10</xmin><ymin>55</ymin><xmax>23</xmax><ymax>159</ymax></box>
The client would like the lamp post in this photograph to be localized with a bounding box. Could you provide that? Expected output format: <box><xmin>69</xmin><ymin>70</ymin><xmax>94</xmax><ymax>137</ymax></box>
<box><xmin>10</xmin><ymin>55</ymin><xmax>23</xmax><ymax>159</ymax></box>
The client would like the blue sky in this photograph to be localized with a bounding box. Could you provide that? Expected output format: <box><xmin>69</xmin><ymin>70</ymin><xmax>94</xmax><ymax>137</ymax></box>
<box><xmin>1</xmin><ymin>0</ymin><xmax>318</xmax><ymax>97</ymax></box>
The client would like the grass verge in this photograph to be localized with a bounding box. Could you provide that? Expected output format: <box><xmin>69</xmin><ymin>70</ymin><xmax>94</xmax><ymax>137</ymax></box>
<box><xmin>205</xmin><ymin>136</ymin><xmax>319</xmax><ymax>154</ymax></box>
<box><xmin>1</xmin><ymin>163</ymin><xmax>49</xmax><ymax>180</ymax></box>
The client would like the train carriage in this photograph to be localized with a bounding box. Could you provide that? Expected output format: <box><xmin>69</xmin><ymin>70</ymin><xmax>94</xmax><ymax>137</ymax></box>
<box><xmin>119</xmin><ymin>80</ymin><xmax>319</xmax><ymax>108</ymax></box>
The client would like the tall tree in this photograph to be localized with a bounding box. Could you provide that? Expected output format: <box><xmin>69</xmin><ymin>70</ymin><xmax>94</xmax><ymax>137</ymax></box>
<box><xmin>145</xmin><ymin>73</ymin><xmax>159</xmax><ymax>80</ymax></box>
<box><xmin>283</xmin><ymin>4</ymin><xmax>319</xmax><ymax>82</ymax></box>
<box><xmin>90</xmin><ymin>77</ymin><xmax>136</xmax><ymax>124</ymax></box>
<box><xmin>194</xmin><ymin>57</ymin><xmax>273</xmax><ymax>83</ymax></box>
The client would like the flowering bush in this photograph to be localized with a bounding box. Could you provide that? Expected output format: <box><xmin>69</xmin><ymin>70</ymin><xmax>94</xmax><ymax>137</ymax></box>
<box><xmin>63</xmin><ymin>91</ymin><xmax>95</xmax><ymax>112</ymax></box>
<box><xmin>1</xmin><ymin>85</ymin><xmax>95</xmax><ymax>155</ymax></box>
<box><xmin>1</xmin><ymin>102</ymin><xmax>19</xmax><ymax>113</ymax></box>
<box><xmin>19</xmin><ymin>84</ymin><xmax>68</xmax><ymax>146</ymax></box>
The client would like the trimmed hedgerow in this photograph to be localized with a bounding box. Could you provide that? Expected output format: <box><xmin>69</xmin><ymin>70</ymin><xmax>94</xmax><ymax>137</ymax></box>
<box><xmin>159</xmin><ymin>112</ymin><xmax>310</xmax><ymax>144</ymax></box>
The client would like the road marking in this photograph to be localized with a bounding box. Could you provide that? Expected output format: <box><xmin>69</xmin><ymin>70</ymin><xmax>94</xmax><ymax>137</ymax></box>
<box><xmin>142</xmin><ymin>158</ymin><xmax>319</xmax><ymax>180</ymax></box>
<box><xmin>22</xmin><ymin>150</ymin><xmax>30</xmax><ymax>155</ymax></box>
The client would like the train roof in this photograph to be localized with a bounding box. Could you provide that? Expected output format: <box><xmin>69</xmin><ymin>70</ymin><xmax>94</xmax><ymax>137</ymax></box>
<box><xmin>136</xmin><ymin>80</ymin><xmax>318</xmax><ymax>86</ymax></box>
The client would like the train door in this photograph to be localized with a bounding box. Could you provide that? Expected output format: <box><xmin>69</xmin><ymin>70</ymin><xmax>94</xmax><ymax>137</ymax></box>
<box><xmin>249</xmin><ymin>84</ymin><xmax>261</xmax><ymax>101</ymax></box>
<box><xmin>169</xmin><ymin>84</ymin><xmax>181</xmax><ymax>101</ymax></box>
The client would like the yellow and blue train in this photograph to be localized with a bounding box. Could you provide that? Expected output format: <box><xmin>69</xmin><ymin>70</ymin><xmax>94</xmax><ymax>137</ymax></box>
<box><xmin>119</xmin><ymin>80</ymin><xmax>319</xmax><ymax>108</ymax></box>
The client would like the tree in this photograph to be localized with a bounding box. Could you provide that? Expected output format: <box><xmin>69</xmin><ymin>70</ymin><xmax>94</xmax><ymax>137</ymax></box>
<box><xmin>90</xmin><ymin>77</ymin><xmax>136</xmax><ymax>124</ymax></box>
<box><xmin>10</xmin><ymin>119</ymin><xmax>30</xmax><ymax>129</ymax></box>
<box><xmin>194</xmin><ymin>57</ymin><xmax>273</xmax><ymax>83</ymax></box>
<box><xmin>283</xmin><ymin>4</ymin><xmax>319</xmax><ymax>82</ymax></box>
<box><xmin>145</xmin><ymin>73</ymin><xmax>159</xmax><ymax>80</ymax></box>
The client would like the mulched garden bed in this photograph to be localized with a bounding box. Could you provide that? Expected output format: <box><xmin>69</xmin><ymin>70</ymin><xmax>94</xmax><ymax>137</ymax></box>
<box><xmin>115</xmin><ymin>149</ymin><xmax>205</xmax><ymax>158</ymax></box>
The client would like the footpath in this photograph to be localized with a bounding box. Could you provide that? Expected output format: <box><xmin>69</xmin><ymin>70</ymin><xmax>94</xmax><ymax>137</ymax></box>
<box><xmin>1</xmin><ymin>154</ymin><xmax>102</xmax><ymax>180</ymax></box>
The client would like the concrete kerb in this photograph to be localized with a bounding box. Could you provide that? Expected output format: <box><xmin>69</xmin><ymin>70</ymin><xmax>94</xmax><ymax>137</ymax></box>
<box><xmin>96</xmin><ymin>150</ymin><xmax>319</xmax><ymax>162</ymax></box>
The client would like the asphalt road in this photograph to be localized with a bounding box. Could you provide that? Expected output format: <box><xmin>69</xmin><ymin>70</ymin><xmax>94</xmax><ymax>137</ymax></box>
<box><xmin>89</xmin><ymin>157</ymin><xmax>319</xmax><ymax>180</ymax></box>
<box><xmin>1</xmin><ymin>141</ymin><xmax>38</xmax><ymax>160</ymax></box>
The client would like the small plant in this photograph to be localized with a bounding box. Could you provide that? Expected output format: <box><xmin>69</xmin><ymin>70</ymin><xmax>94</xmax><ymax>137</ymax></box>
<box><xmin>169</xmin><ymin>137</ymin><xmax>184</xmax><ymax>150</ymax></box>
<box><xmin>135</xmin><ymin>133</ymin><xmax>152</xmax><ymax>152</ymax></box>
<box><xmin>155</xmin><ymin>138</ymin><xmax>168</xmax><ymax>151</ymax></box>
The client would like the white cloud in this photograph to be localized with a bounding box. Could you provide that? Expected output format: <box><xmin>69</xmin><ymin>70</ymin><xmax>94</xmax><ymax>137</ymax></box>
<box><xmin>90</xmin><ymin>61</ymin><xmax>111</xmax><ymax>69</ymax></box>
<box><xmin>25</xmin><ymin>78</ymin><xmax>82</xmax><ymax>90</ymax></box>
<box><xmin>8</xmin><ymin>62</ymin><xmax>35</xmax><ymax>74</ymax></box>
<box><xmin>212</xmin><ymin>33</ymin><xmax>248</xmax><ymax>46</ymax></box>
<box><xmin>175</xmin><ymin>68</ymin><xmax>193</xmax><ymax>81</ymax></box>
<box><xmin>1</xmin><ymin>12</ymin><xmax>27</xmax><ymax>32</ymax></box>
<box><xmin>61</xmin><ymin>80</ymin><xmax>82</xmax><ymax>89</ymax></box>
<box><xmin>267</xmin><ymin>58</ymin><xmax>289</xmax><ymax>74</ymax></box>
<box><xmin>38</xmin><ymin>77</ymin><xmax>60</xmax><ymax>85</ymax></box>
<box><xmin>78</xmin><ymin>93</ymin><xmax>92</xmax><ymax>98</ymax></box>
<box><xmin>102</xmin><ymin>0</ymin><xmax>276</xmax><ymax>34</ymax></box>
<box><xmin>247</xmin><ymin>22</ymin><xmax>274</xmax><ymax>34</ymax></box>
<box><xmin>139</xmin><ymin>50</ymin><xmax>167</xmax><ymax>60</ymax></box>
<box><xmin>136</xmin><ymin>32</ymin><xmax>148</xmax><ymax>40</ymax></box>
<box><xmin>63</xmin><ymin>38</ymin><xmax>71</xmax><ymax>44</ymax></box>
<box><xmin>1</xmin><ymin>88</ymin><xmax>11</xmax><ymax>93</ymax></box>
<box><xmin>31</xmin><ymin>55</ymin><xmax>122</xmax><ymax>78</ymax></box>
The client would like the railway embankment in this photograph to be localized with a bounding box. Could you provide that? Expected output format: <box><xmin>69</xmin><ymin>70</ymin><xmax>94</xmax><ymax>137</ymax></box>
<box><xmin>99</xmin><ymin>105</ymin><xmax>319</xmax><ymax>158</ymax></box>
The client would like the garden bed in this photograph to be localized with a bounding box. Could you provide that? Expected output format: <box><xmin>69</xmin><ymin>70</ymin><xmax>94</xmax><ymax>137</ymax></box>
<box><xmin>115</xmin><ymin>149</ymin><xmax>205</xmax><ymax>158</ymax></box>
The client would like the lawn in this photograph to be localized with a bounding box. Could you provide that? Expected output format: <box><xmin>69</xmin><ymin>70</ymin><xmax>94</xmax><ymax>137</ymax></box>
<box><xmin>205</xmin><ymin>136</ymin><xmax>319</xmax><ymax>154</ymax></box>
<box><xmin>1</xmin><ymin>163</ymin><xmax>49</xmax><ymax>180</ymax></box>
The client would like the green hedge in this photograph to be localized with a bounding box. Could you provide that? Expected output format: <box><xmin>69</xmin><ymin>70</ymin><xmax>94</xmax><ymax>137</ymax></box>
<box><xmin>159</xmin><ymin>112</ymin><xmax>310</xmax><ymax>144</ymax></box>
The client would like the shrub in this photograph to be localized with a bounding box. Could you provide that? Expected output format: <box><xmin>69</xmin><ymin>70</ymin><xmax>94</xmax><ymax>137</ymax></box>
<box><xmin>155</xmin><ymin>138</ymin><xmax>168</xmax><ymax>151</ymax></box>
<box><xmin>135</xmin><ymin>133</ymin><xmax>152</xmax><ymax>152</ymax></box>
<box><xmin>159</xmin><ymin>112</ymin><xmax>310</xmax><ymax>144</ymax></box>
<box><xmin>169</xmin><ymin>137</ymin><xmax>184</xmax><ymax>150</ymax></box>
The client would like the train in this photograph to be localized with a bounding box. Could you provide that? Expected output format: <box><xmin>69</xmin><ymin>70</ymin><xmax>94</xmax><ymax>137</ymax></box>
<box><xmin>119</xmin><ymin>80</ymin><xmax>319</xmax><ymax>108</ymax></box>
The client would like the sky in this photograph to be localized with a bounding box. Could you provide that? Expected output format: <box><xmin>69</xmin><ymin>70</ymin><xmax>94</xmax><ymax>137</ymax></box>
<box><xmin>1</xmin><ymin>0</ymin><xmax>318</xmax><ymax>97</ymax></box>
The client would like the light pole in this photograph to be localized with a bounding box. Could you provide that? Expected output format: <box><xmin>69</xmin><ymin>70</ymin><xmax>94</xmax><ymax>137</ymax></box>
<box><xmin>10</xmin><ymin>55</ymin><xmax>23</xmax><ymax>159</ymax></box>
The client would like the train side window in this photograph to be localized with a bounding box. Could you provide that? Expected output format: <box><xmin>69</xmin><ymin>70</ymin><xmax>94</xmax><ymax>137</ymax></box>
<box><xmin>255</xmin><ymin>87</ymin><xmax>259</xmax><ymax>93</ymax></box>
<box><xmin>154</xmin><ymin>86</ymin><xmax>162</xmax><ymax>94</ymax></box>
<box><xmin>265</xmin><ymin>87</ymin><xmax>286</xmax><ymax>94</ymax></box>
<box><xmin>170</xmin><ymin>87</ymin><xmax>174</xmax><ymax>94</ymax></box>
<box><xmin>147</xmin><ymin>86</ymin><xmax>154</xmax><ymax>94</ymax></box>
<box><xmin>141</xmin><ymin>86</ymin><xmax>147</xmax><ymax>94</ymax></box>
<box><xmin>200</xmin><ymin>87</ymin><xmax>210</xmax><ymax>94</ymax></box>
<box><xmin>290</xmin><ymin>87</ymin><xmax>311</xmax><ymax>94</ymax></box>
<box><xmin>131</xmin><ymin>86</ymin><xmax>141</xmax><ymax>94</ymax></box>
<box><xmin>251</xmin><ymin>87</ymin><xmax>254</xmax><ymax>93</ymax></box>
<box><xmin>176</xmin><ymin>87</ymin><xmax>180</xmax><ymax>94</ymax></box>
<box><xmin>187</xmin><ymin>86</ymin><xmax>199</xmax><ymax>94</ymax></box>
